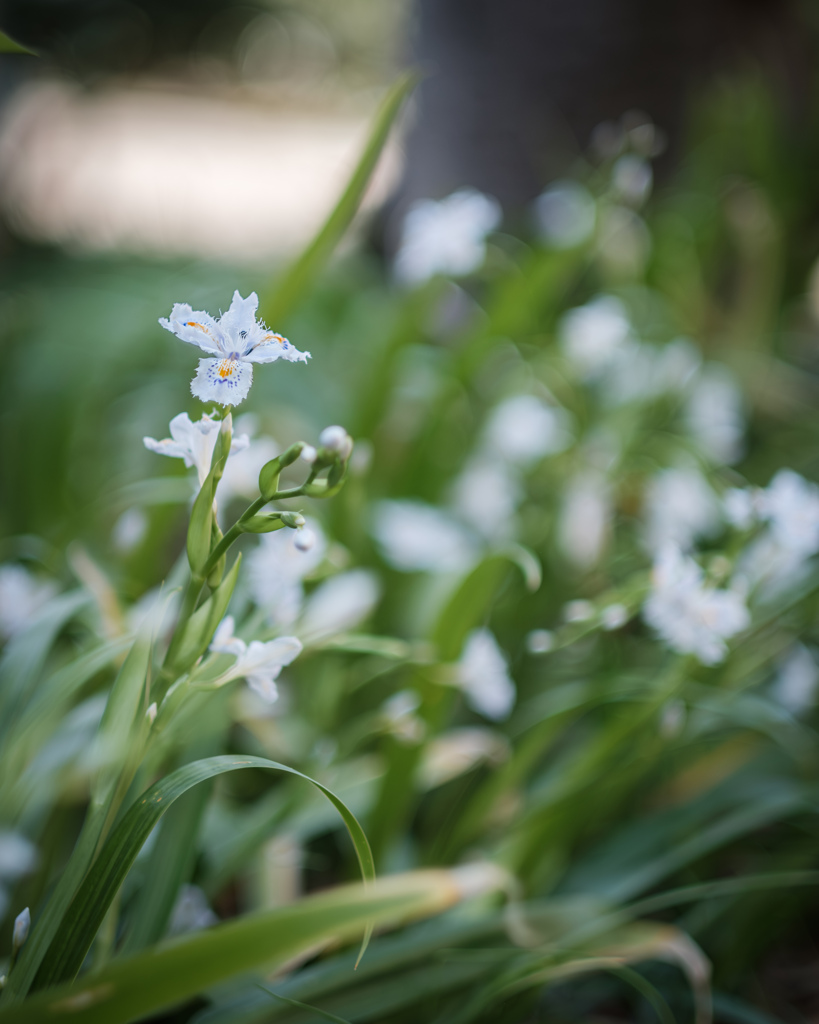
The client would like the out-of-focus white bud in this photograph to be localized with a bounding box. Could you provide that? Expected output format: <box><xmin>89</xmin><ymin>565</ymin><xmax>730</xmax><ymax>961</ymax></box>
<box><xmin>525</xmin><ymin>629</ymin><xmax>554</xmax><ymax>654</ymax></box>
<box><xmin>300</xmin><ymin>445</ymin><xmax>317</xmax><ymax>465</ymax></box>
<box><xmin>12</xmin><ymin>907</ymin><xmax>30</xmax><ymax>954</ymax></box>
<box><xmin>319</xmin><ymin>425</ymin><xmax>353</xmax><ymax>461</ymax></box>
<box><xmin>146</xmin><ymin>702</ymin><xmax>158</xmax><ymax>724</ymax></box>
<box><xmin>611</xmin><ymin>154</ymin><xmax>653</xmax><ymax>206</ymax></box>
<box><xmin>600</xmin><ymin>603</ymin><xmax>628</xmax><ymax>631</ymax></box>
<box><xmin>294</xmin><ymin>528</ymin><xmax>316</xmax><ymax>552</ymax></box>
<box><xmin>563</xmin><ymin>600</ymin><xmax>595</xmax><ymax>624</ymax></box>
<box><xmin>450</xmin><ymin>862</ymin><xmax>511</xmax><ymax>900</ymax></box>
<box><xmin>660</xmin><ymin>699</ymin><xmax>687</xmax><ymax>738</ymax></box>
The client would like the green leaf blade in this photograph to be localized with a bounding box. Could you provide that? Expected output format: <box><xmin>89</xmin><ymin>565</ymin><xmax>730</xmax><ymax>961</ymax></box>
<box><xmin>31</xmin><ymin>755</ymin><xmax>375</xmax><ymax>991</ymax></box>
<box><xmin>260</xmin><ymin>72</ymin><xmax>417</xmax><ymax>327</ymax></box>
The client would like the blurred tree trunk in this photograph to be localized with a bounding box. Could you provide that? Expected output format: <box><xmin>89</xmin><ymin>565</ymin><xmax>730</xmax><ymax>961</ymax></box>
<box><xmin>392</xmin><ymin>0</ymin><xmax>808</xmax><ymax>215</ymax></box>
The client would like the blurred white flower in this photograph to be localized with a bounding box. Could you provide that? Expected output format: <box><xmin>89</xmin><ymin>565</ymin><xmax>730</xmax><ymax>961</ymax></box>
<box><xmin>596</xmin><ymin>206</ymin><xmax>651</xmax><ymax>275</ymax></box>
<box><xmin>0</xmin><ymin>831</ymin><xmax>37</xmax><ymax>878</ymax></box>
<box><xmin>456</xmin><ymin>628</ymin><xmax>516</xmax><ymax>720</ymax></box>
<box><xmin>112</xmin><ymin>507</ymin><xmax>148</xmax><ymax>554</ymax></box>
<box><xmin>394</xmin><ymin>189</ymin><xmax>501</xmax><ymax>286</ymax></box>
<box><xmin>372</xmin><ymin>500</ymin><xmax>478</xmax><ymax>573</ymax></box>
<box><xmin>606</xmin><ymin>338</ymin><xmax>700</xmax><ymax>406</ymax></box>
<box><xmin>771</xmin><ymin>644</ymin><xmax>819</xmax><ymax>716</ymax></box>
<box><xmin>0</xmin><ymin>565</ymin><xmax>58</xmax><ymax>640</ymax></box>
<box><xmin>0</xmin><ymin>831</ymin><xmax>37</xmax><ymax>921</ymax></box>
<box><xmin>644</xmin><ymin>467</ymin><xmax>721</xmax><ymax>553</ymax></box>
<box><xmin>159</xmin><ymin>290</ymin><xmax>309</xmax><ymax>406</ymax></box>
<box><xmin>381</xmin><ymin>689</ymin><xmax>425</xmax><ymax>743</ymax></box>
<box><xmin>758</xmin><ymin>469</ymin><xmax>819</xmax><ymax>557</ymax></box>
<box><xmin>735</xmin><ymin>534</ymin><xmax>806</xmax><ymax>599</ymax></box>
<box><xmin>419</xmin><ymin>728</ymin><xmax>508</xmax><ymax>788</ymax></box>
<box><xmin>660</xmin><ymin>698</ymin><xmax>687</xmax><ymax>738</ymax></box>
<box><xmin>483</xmin><ymin>395</ymin><xmax>572</xmax><ymax>466</ymax></box>
<box><xmin>293</xmin><ymin>528</ymin><xmax>316</xmax><ymax>552</ymax></box>
<box><xmin>247</xmin><ymin>522</ymin><xmax>326</xmax><ymax>627</ymax></box>
<box><xmin>611</xmin><ymin>154</ymin><xmax>653</xmax><ymax>206</ymax></box>
<box><xmin>525</xmin><ymin>629</ymin><xmax>554</xmax><ymax>654</ymax></box>
<box><xmin>644</xmin><ymin>546</ymin><xmax>750</xmax><ymax>665</ymax></box>
<box><xmin>143</xmin><ymin>411</ymin><xmax>250</xmax><ymax>488</ymax></box>
<box><xmin>563</xmin><ymin>599</ymin><xmax>595</xmax><ymax>623</ymax></box>
<box><xmin>654</xmin><ymin>338</ymin><xmax>702</xmax><ymax>392</ymax></box>
<box><xmin>534</xmin><ymin>181</ymin><xmax>596</xmax><ymax>249</ymax></box>
<box><xmin>451</xmin><ymin>458</ymin><xmax>520</xmax><ymax>541</ymax></box>
<box><xmin>210</xmin><ymin>615</ymin><xmax>302</xmax><ymax>703</ymax></box>
<box><xmin>559</xmin><ymin>295</ymin><xmax>633</xmax><ymax>378</ymax></box>
<box><xmin>724</xmin><ymin>487</ymin><xmax>760</xmax><ymax>531</ymax></box>
<box><xmin>299</xmin><ymin>570</ymin><xmax>380</xmax><ymax>642</ymax></box>
<box><xmin>168</xmin><ymin>884</ymin><xmax>218</xmax><ymax>935</ymax></box>
<box><xmin>601</xmin><ymin>603</ymin><xmax>629</xmax><ymax>630</ymax></box>
<box><xmin>558</xmin><ymin>471</ymin><xmax>612</xmax><ymax>569</ymax></box>
<box><xmin>685</xmin><ymin>365</ymin><xmax>744</xmax><ymax>465</ymax></box>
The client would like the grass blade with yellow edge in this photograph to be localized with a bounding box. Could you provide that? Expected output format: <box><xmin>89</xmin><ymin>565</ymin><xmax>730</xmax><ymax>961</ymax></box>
<box><xmin>1</xmin><ymin>867</ymin><xmax>505</xmax><ymax>1024</ymax></box>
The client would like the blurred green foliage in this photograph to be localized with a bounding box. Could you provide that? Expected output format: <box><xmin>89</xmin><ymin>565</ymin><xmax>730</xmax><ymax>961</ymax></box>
<box><xmin>3</xmin><ymin>67</ymin><xmax>819</xmax><ymax>1024</ymax></box>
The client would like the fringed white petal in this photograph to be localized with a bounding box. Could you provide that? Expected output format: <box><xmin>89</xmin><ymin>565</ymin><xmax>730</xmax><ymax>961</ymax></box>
<box><xmin>159</xmin><ymin>304</ymin><xmax>225</xmax><ymax>356</ymax></box>
<box><xmin>220</xmin><ymin>290</ymin><xmax>260</xmax><ymax>337</ymax></box>
<box><xmin>244</xmin><ymin>333</ymin><xmax>311</xmax><ymax>365</ymax></box>
<box><xmin>191</xmin><ymin>358</ymin><xmax>253</xmax><ymax>406</ymax></box>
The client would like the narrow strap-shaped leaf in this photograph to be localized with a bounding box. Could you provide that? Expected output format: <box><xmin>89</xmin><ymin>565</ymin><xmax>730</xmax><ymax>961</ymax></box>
<box><xmin>1</xmin><ymin>631</ymin><xmax>152</xmax><ymax>1006</ymax></box>
<box><xmin>432</xmin><ymin>554</ymin><xmax>519</xmax><ymax>662</ymax></box>
<box><xmin>32</xmin><ymin>755</ymin><xmax>375</xmax><ymax>991</ymax></box>
<box><xmin>0</xmin><ymin>591</ymin><xmax>90</xmax><ymax>744</ymax></box>
<box><xmin>0</xmin><ymin>870</ymin><xmax>481</xmax><ymax>1024</ymax></box>
<box><xmin>260</xmin><ymin>72</ymin><xmax>417</xmax><ymax>327</ymax></box>
<box><xmin>118</xmin><ymin>781</ymin><xmax>213</xmax><ymax>955</ymax></box>
<box><xmin>90</xmin><ymin>632</ymin><xmax>152</xmax><ymax>809</ymax></box>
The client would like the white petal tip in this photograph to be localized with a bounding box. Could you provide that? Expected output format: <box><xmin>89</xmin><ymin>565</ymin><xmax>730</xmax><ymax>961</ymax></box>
<box><xmin>450</xmin><ymin>862</ymin><xmax>510</xmax><ymax>900</ymax></box>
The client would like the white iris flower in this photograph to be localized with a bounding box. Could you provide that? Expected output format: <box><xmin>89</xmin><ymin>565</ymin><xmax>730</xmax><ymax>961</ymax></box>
<box><xmin>643</xmin><ymin>546</ymin><xmax>749</xmax><ymax>665</ymax></box>
<box><xmin>159</xmin><ymin>290</ymin><xmax>310</xmax><ymax>406</ymax></box>
<box><xmin>144</xmin><ymin>411</ymin><xmax>250</xmax><ymax>487</ymax></box>
<box><xmin>394</xmin><ymin>190</ymin><xmax>501</xmax><ymax>286</ymax></box>
<box><xmin>210</xmin><ymin>615</ymin><xmax>302</xmax><ymax>703</ymax></box>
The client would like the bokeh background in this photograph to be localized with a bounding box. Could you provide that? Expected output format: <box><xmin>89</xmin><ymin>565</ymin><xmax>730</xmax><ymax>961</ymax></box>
<box><xmin>5</xmin><ymin>1</ymin><xmax>819</xmax><ymax>1021</ymax></box>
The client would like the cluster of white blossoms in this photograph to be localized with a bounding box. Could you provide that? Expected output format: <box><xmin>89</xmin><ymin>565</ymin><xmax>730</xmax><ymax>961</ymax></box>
<box><xmin>394</xmin><ymin>189</ymin><xmax>501</xmax><ymax>287</ymax></box>
<box><xmin>634</xmin><ymin>465</ymin><xmax>819</xmax><ymax>664</ymax></box>
<box><xmin>374</xmin><ymin>393</ymin><xmax>571</xmax><ymax>571</ymax></box>
<box><xmin>159</xmin><ymin>290</ymin><xmax>309</xmax><ymax>407</ymax></box>
<box><xmin>729</xmin><ymin>469</ymin><xmax>819</xmax><ymax>596</ymax></box>
<box><xmin>644</xmin><ymin>466</ymin><xmax>721</xmax><ymax>554</ymax></box>
<box><xmin>643</xmin><ymin>546</ymin><xmax>750</xmax><ymax>665</ymax></box>
<box><xmin>557</xmin><ymin>295</ymin><xmax>743</xmax><ymax>465</ymax></box>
